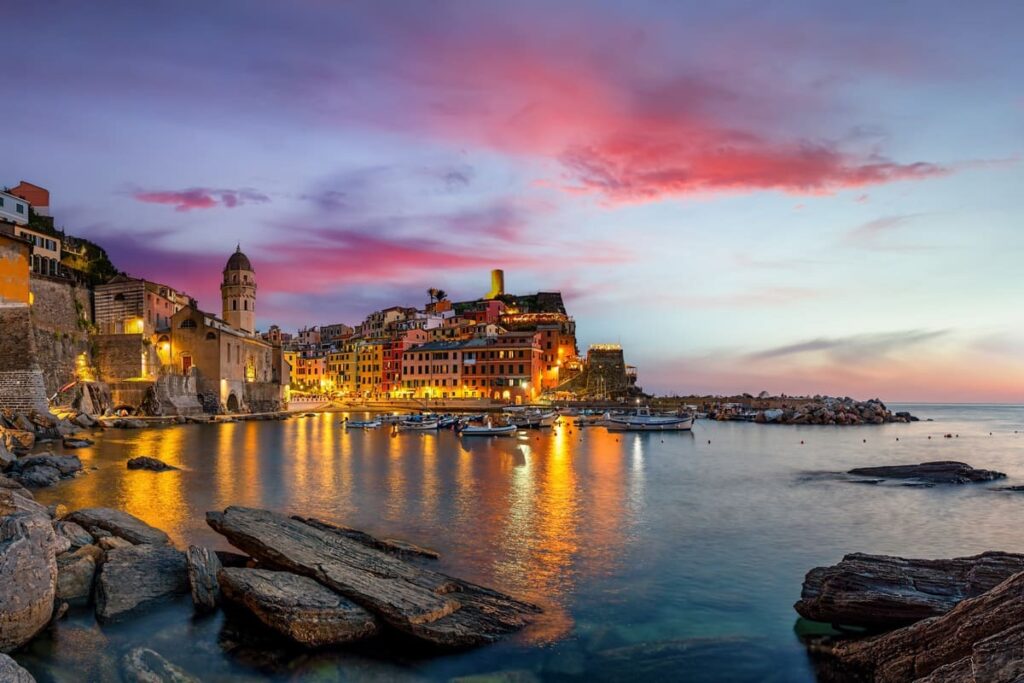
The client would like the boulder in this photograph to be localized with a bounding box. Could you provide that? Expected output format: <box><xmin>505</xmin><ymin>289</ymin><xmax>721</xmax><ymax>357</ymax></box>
<box><xmin>0</xmin><ymin>440</ymin><xmax>14</xmax><ymax>471</ymax></box>
<box><xmin>56</xmin><ymin>547</ymin><xmax>98</xmax><ymax>603</ymax></box>
<box><xmin>12</xmin><ymin>414</ymin><xmax>34</xmax><ymax>433</ymax></box>
<box><xmin>796</xmin><ymin>551</ymin><xmax>1024</xmax><ymax>629</ymax></box>
<box><xmin>218</xmin><ymin>567</ymin><xmax>380</xmax><ymax>646</ymax></box>
<box><xmin>13</xmin><ymin>466</ymin><xmax>60</xmax><ymax>488</ymax></box>
<box><xmin>14</xmin><ymin>455</ymin><xmax>83</xmax><ymax>477</ymax></box>
<box><xmin>0</xmin><ymin>654</ymin><xmax>36</xmax><ymax>682</ymax></box>
<box><xmin>0</xmin><ymin>512</ymin><xmax>58</xmax><ymax>652</ymax></box>
<box><xmin>827</xmin><ymin>570</ymin><xmax>1024</xmax><ymax>682</ymax></box>
<box><xmin>98</xmin><ymin>535</ymin><xmax>135</xmax><ymax>552</ymax></box>
<box><xmin>121</xmin><ymin>647</ymin><xmax>198</xmax><ymax>683</ymax></box>
<box><xmin>847</xmin><ymin>461</ymin><xmax>1005</xmax><ymax>485</ymax></box>
<box><xmin>53</xmin><ymin>521</ymin><xmax>94</xmax><ymax>550</ymax></box>
<box><xmin>185</xmin><ymin>545</ymin><xmax>221</xmax><ymax>613</ymax></box>
<box><xmin>0</xmin><ymin>475</ymin><xmax>34</xmax><ymax>501</ymax></box>
<box><xmin>0</xmin><ymin>429</ymin><xmax>35</xmax><ymax>454</ymax></box>
<box><xmin>71</xmin><ymin>413</ymin><xmax>98</xmax><ymax>429</ymax></box>
<box><xmin>62</xmin><ymin>438</ymin><xmax>93</xmax><ymax>449</ymax></box>
<box><xmin>207</xmin><ymin>506</ymin><xmax>540</xmax><ymax>647</ymax></box>
<box><xmin>65</xmin><ymin>508</ymin><xmax>169</xmax><ymax>545</ymax></box>
<box><xmin>126</xmin><ymin>457</ymin><xmax>178</xmax><ymax>472</ymax></box>
<box><xmin>95</xmin><ymin>544</ymin><xmax>188</xmax><ymax>623</ymax></box>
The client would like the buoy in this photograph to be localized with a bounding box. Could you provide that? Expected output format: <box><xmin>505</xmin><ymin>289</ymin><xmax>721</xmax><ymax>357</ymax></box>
<box><xmin>800</xmin><ymin>440</ymin><xmax>804</xmax><ymax>445</ymax></box>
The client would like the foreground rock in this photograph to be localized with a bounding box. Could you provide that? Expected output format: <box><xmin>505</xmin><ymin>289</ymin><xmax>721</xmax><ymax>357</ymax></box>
<box><xmin>0</xmin><ymin>654</ymin><xmax>35</xmax><ymax>682</ymax></box>
<box><xmin>121</xmin><ymin>647</ymin><xmax>198</xmax><ymax>683</ymax></box>
<box><xmin>827</xmin><ymin>570</ymin><xmax>1024</xmax><ymax>682</ymax></box>
<box><xmin>207</xmin><ymin>506</ymin><xmax>540</xmax><ymax>647</ymax></box>
<box><xmin>796</xmin><ymin>551</ymin><xmax>1024</xmax><ymax>629</ymax></box>
<box><xmin>56</xmin><ymin>546</ymin><xmax>99</xmax><ymax>603</ymax></box>
<box><xmin>10</xmin><ymin>454</ymin><xmax>83</xmax><ymax>488</ymax></box>
<box><xmin>0</xmin><ymin>511</ymin><xmax>58</xmax><ymax>652</ymax></box>
<box><xmin>53</xmin><ymin>521</ymin><xmax>94</xmax><ymax>550</ymax></box>
<box><xmin>65</xmin><ymin>508</ymin><xmax>169</xmax><ymax>545</ymax></box>
<box><xmin>62</xmin><ymin>438</ymin><xmax>93</xmax><ymax>449</ymax></box>
<box><xmin>296</xmin><ymin>516</ymin><xmax>440</xmax><ymax>560</ymax></box>
<box><xmin>95</xmin><ymin>544</ymin><xmax>188</xmax><ymax>622</ymax></box>
<box><xmin>219</xmin><ymin>567</ymin><xmax>381</xmax><ymax>646</ymax></box>
<box><xmin>127</xmin><ymin>457</ymin><xmax>177</xmax><ymax>472</ymax></box>
<box><xmin>847</xmin><ymin>461</ymin><xmax>1005</xmax><ymax>485</ymax></box>
<box><xmin>185</xmin><ymin>545</ymin><xmax>221</xmax><ymax>612</ymax></box>
<box><xmin>0</xmin><ymin>428</ymin><xmax>35</xmax><ymax>455</ymax></box>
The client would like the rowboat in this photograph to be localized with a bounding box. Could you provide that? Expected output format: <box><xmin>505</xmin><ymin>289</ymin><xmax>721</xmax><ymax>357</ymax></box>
<box><xmin>344</xmin><ymin>419</ymin><xmax>381</xmax><ymax>429</ymax></box>
<box><xmin>506</xmin><ymin>409</ymin><xmax>558</xmax><ymax>428</ymax></box>
<box><xmin>604</xmin><ymin>407</ymin><xmax>694</xmax><ymax>432</ymax></box>
<box><xmin>397</xmin><ymin>419</ymin><xmax>440</xmax><ymax>431</ymax></box>
<box><xmin>459</xmin><ymin>422</ymin><xmax>517</xmax><ymax>436</ymax></box>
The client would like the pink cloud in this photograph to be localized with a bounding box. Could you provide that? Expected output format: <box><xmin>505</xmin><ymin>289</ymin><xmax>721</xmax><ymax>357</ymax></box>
<box><xmin>133</xmin><ymin>187</ymin><xmax>269</xmax><ymax>212</ymax></box>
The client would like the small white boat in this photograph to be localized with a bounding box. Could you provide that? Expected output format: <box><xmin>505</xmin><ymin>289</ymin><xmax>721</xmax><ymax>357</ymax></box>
<box><xmin>459</xmin><ymin>421</ymin><xmax>517</xmax><ymax>436</ymax></box>
<box><xmin>345</xmin><ymin>418</ymin><xmax>381</xmax><ymax>429</ymax></box>
<box><xmin>397</xmin><ymin>419</ymin><xmax>440</xmax><ymax>431</ymax></box>
<box><xmin>604</xmin><ymin>407</ymin><xmax>694</xmax><ymax>432</ymax></box>
<box><xmin>506</xmin><ymin>409</ymin><xmax>559</xmax><ymax>428</ymax></box>
<box><xmin>379</xmin><ymin>413</ymin><xmax>405</xmax><ymax>423</ymax></box>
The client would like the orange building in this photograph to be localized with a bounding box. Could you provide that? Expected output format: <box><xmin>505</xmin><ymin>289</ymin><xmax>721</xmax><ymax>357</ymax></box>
<box><xmin>0</xmin><ymin>233</ymin><xmax>31</xmax><ymax>304</ymax></box>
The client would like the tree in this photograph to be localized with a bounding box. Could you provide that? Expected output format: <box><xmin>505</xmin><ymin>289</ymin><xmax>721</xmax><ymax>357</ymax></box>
<box><xmin>434</xmin><ymin>289</ymin><xmax>447</xmax><ymax>302</ymax></box>
<box><xmin>426</xmin><ymin>288</ymin><xmax>439</xmax><ymax>303</ymax></box>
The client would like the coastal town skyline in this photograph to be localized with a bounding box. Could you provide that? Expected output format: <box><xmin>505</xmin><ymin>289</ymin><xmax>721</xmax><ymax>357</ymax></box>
<box><xmin>6</xmin><ymin>1</ymin><xmax>1023</xmax><ymax>402</ymax></box>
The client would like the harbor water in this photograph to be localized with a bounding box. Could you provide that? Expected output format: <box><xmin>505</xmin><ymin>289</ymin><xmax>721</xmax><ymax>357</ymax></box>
<box><xmin>17</xmin><ymin>404</ymin><xmax>1024</xmax><ymax>681</ymax></box>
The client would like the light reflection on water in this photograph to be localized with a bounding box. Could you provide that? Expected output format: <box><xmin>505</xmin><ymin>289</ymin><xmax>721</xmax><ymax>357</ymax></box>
<box><xmin>19</xmin><ymin>404</ymin><xmax>1024</xmax><ymax>681</ymax></box>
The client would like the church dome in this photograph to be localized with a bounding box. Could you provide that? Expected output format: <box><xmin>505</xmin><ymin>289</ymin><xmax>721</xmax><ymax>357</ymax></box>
<box><xmin>224</xmin><ymin>246</ymin><xmax>253</xmax><ymax>272</ymax></box>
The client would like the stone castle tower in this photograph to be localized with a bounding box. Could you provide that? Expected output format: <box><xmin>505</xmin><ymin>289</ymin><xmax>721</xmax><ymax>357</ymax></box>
<box><xmin>221</xmin><ymin>245</ymin><xmax>256</xmax><ymax>333</ymax></box>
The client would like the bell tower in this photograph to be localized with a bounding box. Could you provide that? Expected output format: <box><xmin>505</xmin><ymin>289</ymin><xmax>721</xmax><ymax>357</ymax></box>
<box><xmin>221</xmin><ymin>245</ymin><xmax>256</xmax><ymax>333</ymax></box>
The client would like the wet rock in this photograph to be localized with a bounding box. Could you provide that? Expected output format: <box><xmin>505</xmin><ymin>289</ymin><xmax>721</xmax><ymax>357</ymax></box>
<box><xmin>0</xmin><ymin>654</ymin><xmax>36</xmax><ymax>682</ymax></box>
<box><xmin>126</xmin><ymin>457</ymin><xmax>178</xmax><ymax>472</ymax></box>
<box><xmin>98</xmin><ymin>535</ymin><xmax>134</xmax><ymax>552</ymax></box>
<box><xmin>65</xmin><ymin>507</ymin><xmax>170</xmax><ymax>545</ymax></box>
<box><xmin>847</xmin><ymin>461</ymin><xmax>1005</xmax><ymax>485</ymax></box>
<box><xmin>0</xmin><ymin>428</ymin><xmax>35</xmax><ymax>454</ymax></box>
<box><xmin>796</xmin><ymin>551</ymin><xmax>1024</xmax><ymax>629</ymax></box>
<box><xmin>827</xmin><ymin>571</ymin><xmax>1024</xmax><ymax>682</ymax></box>
<box><xmin>121</xmin><ymin>647</ymin><xmax>199</xmax><ymax>683</ymax></box>
<box><xmin>13</xmin><ymin>454</ymin><xmax>83</xmax><ymax>478</ymax></box>
<box><xmin>112</xmin><ymin>419</ymin><xmax>147</xmax><ymax>429</ymax></box>
<box><xmin>207</xmin><ymin>506</ymin><xmax>540</xmax><ymax>647</ymax></box>
<box><xmin>71</xmin><ymin>413</ymin><xmax>98</xmax><ymax>429</ymax></box>
<box><xmin>186</xmin><ymin>545</ymin><xmax>221</xmax><ymax>613</ymax></box>
<box><xmin>0</xmin><ymin>511</ymin><xmax>58</xmax><ymax>652</ymax></box>
<box><xmin>0</xmin><ymin>475</ymin><xmax>34</xmax><ymax>501</ymax></box>
<box><xmin>0</xmin><ymin>440</ymin><xmax>14</xmax><ymax>471</ymax></box>
<box><xmin>296</xmin><ymin>516</ymin><xmax>441</xmax><ymax>560</ymax></box>
<box><xmin>62</xmin><ymin>438</ymin><xmax>93</xmax><ymax>449</ymax></box>
<box><xmin>219</xmin><ymin>567</ymin><xmax>381</xmax><ymax>646</ymax></box>
<box><xmin>46</xmin><ymin>503</ymin><xmax>67</xmax><ymax>519</ymax></box>
<box><xmin>13</xmin><ymin>466</ymin><xmax>60</xmax><ymax>488</ymax></box>
<box><xmin>95</xmin><ymin>544</ymin><xmax>187</xmax><ymax>622</ymax></box>
<box><xmin>56</xmin><ymin>546</ymin><xmax>98</xmax><ymax>603</ymax></box>
<box><xmin>53</xmin><ymin>520</ymin><xmax>95</xmax><ymax>550</ymax></box>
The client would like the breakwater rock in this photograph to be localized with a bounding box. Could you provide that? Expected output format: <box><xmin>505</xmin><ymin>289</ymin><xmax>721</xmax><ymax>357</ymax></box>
<box><xmin>726</xmin><ymin>397</ymin><xmax>916</xmax><ymax>425</ymax></box>
<box><xmin>795</xmin><ymin>551</ymin><xmax>1024</xmax><ymax>629</ymax></box>
<box><xmin>848</xmin><ymin>461</ymin><xmax>1005</xmax><ymax>485</ymax></box>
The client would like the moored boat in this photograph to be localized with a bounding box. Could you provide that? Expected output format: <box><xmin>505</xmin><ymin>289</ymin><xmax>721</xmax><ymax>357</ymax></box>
<box><xmin>506</xmin><ymin>409</ymin><xmax>559</xmax><ymax>429</ymax></box>
<box><xmin>397</xmin><ymin>419</ymin><xmax>440</xmax><ymax>431</ymax></box>
<box><xmin>459</xmin><ymin>421</ymin><xmax>517</xmax><ymax>436</ymax></box>
<box><xmin>604</xmin><ymin>407</ymin><xmax>694</xmax><ymax>432</ymax></box>
<box><xmin>344</xmin><ymin>418</ymin><xmax>381</xmax><ymax>429</ymax></box>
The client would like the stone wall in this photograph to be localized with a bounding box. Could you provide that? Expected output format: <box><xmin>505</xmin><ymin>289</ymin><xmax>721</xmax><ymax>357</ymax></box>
<box><xmin>107</xmin><ymin>380</ymin><xmax>153</xmax><ymax>412</ymax></box>
<box><xmin>93</xmin><ymin>334</ymin><xmax>146</xmax><ymax>382</ymax></box>
<box><xmin>0</xmin><ymin>304</ymin><xmax>49</xmax><ymax>412</ymax></box>
<box><xmin>244</xmin><ymin>381</ymin><xmax>283</xmax><ymax>413</ymax></box>
<box><xmin>140</xmin><ymin>374</ymin><xmax>203</xmax><ymax>416</ymax></box>
<box><xmin>29</xmin><ymin>275</ymin><xmax>94</xmax><ymax>397</ymax></box>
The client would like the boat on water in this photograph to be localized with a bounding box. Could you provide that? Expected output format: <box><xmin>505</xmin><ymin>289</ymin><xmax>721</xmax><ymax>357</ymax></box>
<box><xmin>379</xmin><ymin>413</ymin><xmax>405</xmax><ymax>423</ymax></box>
<box><xmin>505</xmin><ymin>409</ymin><xmax>559</xmax><ymax>428</ymax></box>
<box><xmin>344</xmin><ymin>418</ymin><xmax>381</xmax><ymax>429</ymax></box>
<box><xmin>437</xmin><ymin>416</ymin><xmax>460</xmax><ymax>429</ymax></box>
<box><xmin>604</xmin><ymin>407</ymin><xmax>694</xmax><ymax>432</ymax></box>
<box><xmin>459</xmin><ymin>421</ymin><xmax>517</xmax><ymax>436</ymax></box>
<box><xmin>397</xmin><ymin>419</ymin><xmax>440</xmax><ymax>431</ymax></box>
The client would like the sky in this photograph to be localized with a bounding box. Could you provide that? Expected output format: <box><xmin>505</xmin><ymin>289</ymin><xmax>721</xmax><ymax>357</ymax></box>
<box><xmin>4</xmin><ymin>1</ymin><xmax>1023</xmax><ymax>401</ymax></box>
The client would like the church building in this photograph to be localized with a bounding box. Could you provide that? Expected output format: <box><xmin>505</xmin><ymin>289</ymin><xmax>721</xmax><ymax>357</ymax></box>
<box><xmin>167</xmin><ymin>247</ymin><xmax>286</xmax><ymax>412</ymax></box>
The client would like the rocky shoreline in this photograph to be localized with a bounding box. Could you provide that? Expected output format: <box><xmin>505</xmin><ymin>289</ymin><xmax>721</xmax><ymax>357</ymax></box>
<box><xmin>0</xmin><ymin>492</ymin><xmax>541</xmax><ymax>681</ymax></box>
<box><xmin>796</xmin><ymin>460</ymin><xmax>1024</xmax><ymax>681</ymax></box>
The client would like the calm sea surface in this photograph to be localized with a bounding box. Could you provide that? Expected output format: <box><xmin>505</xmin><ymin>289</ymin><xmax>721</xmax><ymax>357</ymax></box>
<box><xmin>16</xmin><ymin>404</ymin><xmax>1024</xmax><ymax>681</ymax></box>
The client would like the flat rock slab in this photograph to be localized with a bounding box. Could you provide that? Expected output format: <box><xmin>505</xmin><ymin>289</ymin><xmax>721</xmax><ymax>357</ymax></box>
<box><xmin>56</xmin><ymin>548</ymin><xmax>98</xmax><ymax>603</ymax></box>
<box><xmin>295</xmin><ymin>516</ymin><xmax>440</xmax><ymax>560</ymax></box>
<box><xmin>207</xmin><ymin>506</ymin><xmax>540</xmax><ymax>647</ymax></box>
<box><xmin>0</xmin><ymin>511</ymin><xmax>58</xmax><ymax>653</ymax></box>
<box><xmin>14</xmin><ymin>455</ymin><xmax>82</xmax><ymax>477</ymax></box>
<box><xmin>95</xmin><ymin>545</ymin><xmax>188</xmax><ymax>623</ymax></box>
<box><xmin>65</xmin><ymin>508</ymin><xmax>169</xmax><ymax>545</ymax></box>
<box><xmin>186</xmin><ymin>545</ymin><xmax>221</xmax><ymax>613</ymax></box>
<box><xmin>219</xmin><ymin>567</ymin><xmax>380</xmax><ymax>646</ymax></box>
<box><xmin>53</xmin><ymin>521</ymin><xmax>94</xmax><ymax>550</ymax></box>
<box><xmin>796</xmin><ymin>551</ymin><xmax>1024</xmax><ymax>629</ymax></box>
<box><xmin>847</xmin><ymin>461</ymin><xmax>1005</xmax><ymax>485</ymax></box>
<box><xmin>127</xmin><ymin>457</ymin><xmax>178</xmax><ymax>471</ymax></box>
<box><xmin>829</xmin><ymin>571</ymin><xmax>1024</xmax><ymax>682</ymax></box>
<box><xmin>121</xmin><ymin>647</ymin><xmax>198</xmax><ymax>683</ymax></box>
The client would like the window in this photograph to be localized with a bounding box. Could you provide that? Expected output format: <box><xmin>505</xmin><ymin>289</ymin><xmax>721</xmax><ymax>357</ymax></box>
<box><xmin>179</xmin><ymin>319</ymin><xmax>197</xmax><ymax>329</ymax></box>
<box><xmin>232</xmin><ymin>300</ymin><xmax>237</xmax><ymax>311</ymax></box>
<box><xmin>16</xmin><ymin>203</ymin><xmax>24</xmax><ymax>214</ymax></box>
<box><xmin>206</xmin><ymin>332</ymin><xmax>217</xmax><ymax>340</ymax></box>
<box><xmin>0</xmin><ymin>197</ymin><xmax>4</xmax><ymax>206</ymax></box>
<box><xmin>243</xmin><ymin>300</ymin><xmax>248</xmax><ymax>311</ymax></box>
